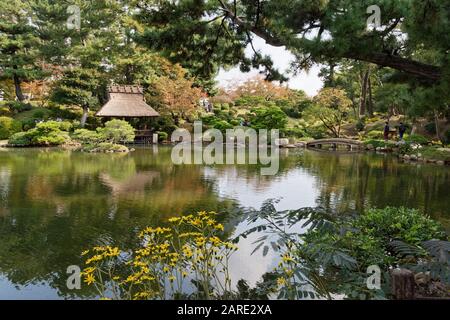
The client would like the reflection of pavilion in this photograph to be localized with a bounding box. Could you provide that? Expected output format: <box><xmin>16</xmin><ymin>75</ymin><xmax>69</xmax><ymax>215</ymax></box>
<box><xmin>99</xmin><ymin>171</ymin><xmax>160</xmax><ymax>196</ymax></box>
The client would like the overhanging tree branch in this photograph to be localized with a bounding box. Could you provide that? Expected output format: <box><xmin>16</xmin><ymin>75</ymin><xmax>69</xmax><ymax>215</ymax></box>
<box><xmin>217</xmin><ymin>0</ymin><xmax>443</xmax><ymax>82</ymax></box>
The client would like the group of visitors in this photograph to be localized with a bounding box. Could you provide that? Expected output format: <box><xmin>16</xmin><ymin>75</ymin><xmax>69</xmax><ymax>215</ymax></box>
<box><xmin>384</xmin><ymin>121</ymin><xmax>407</xmax><ymax>141</ymax></box>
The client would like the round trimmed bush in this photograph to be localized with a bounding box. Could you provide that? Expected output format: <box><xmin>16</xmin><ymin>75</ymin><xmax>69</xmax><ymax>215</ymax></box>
<box><xmin>0</xmin><ymin>116</ymin><xmax>22</xmax><ymax>139</ymax></box>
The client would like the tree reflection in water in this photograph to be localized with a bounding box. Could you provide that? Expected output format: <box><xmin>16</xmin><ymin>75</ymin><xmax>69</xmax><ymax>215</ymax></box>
<box><xmin>0</xmin><ymin>147</ymin><xmax>448</xmax><ymax>298</ymax></box>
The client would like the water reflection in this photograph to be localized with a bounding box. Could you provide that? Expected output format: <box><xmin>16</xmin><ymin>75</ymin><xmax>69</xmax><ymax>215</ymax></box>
<box><xmin>0</xmin><ymin>147</ymin><xmax>448</xmax><ymax>299</ymax></box>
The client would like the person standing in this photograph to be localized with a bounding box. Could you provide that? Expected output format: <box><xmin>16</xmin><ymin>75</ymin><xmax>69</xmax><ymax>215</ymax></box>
<box><xmin>398</xmin><ymin>122</ymin><xmax>407</xmax><ymax>141</ymax></box>
<box><xmin>384</xmin><ymin>122</ymin><xmax>390</xmax><ymax>141</ymax></box>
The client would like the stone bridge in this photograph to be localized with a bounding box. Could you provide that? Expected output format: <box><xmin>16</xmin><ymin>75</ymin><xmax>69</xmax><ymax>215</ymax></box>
<box><xmin>306</xmin><ymin>138</ymin><xmax>363</xmax><ymax>150</ymax></box>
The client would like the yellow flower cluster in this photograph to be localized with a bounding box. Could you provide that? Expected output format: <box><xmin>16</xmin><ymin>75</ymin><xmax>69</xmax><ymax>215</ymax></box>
<box><xmin>84</xmin><ymin>246</ymin><xmax>121</xmax><ymax>265</ymax></box>
<box><xmin>81</xmin><ymin>211</ymin><xmax>239</xmax><ymax>300</ymax></box>
<box><xmin>168</xmin><ymin>211</ymin><xmax>225</xmax><ymax>232</ymax></box>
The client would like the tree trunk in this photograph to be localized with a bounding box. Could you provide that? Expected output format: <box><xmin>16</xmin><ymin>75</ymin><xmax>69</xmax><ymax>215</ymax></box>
<box><xmin>411</xmin><ymin>122</ymin><xmax>418</xmax><ymax>136</ymax></box>
<box><xmin>367</xmin><ymin>76</ymin><xmax>374</xmax><ymax>117</ymax></box>
<box><xmin>434</xmin><ymin>111</ymin><xmax>442</xmax><ymax>143</ymax></box>
<box><xmin>359</xmin><ymin>69</ymin><xmax>369</xmax><ymax>117</ymax></box>
<box><xmin>13</xmin><ymin>73</ymin><xmax>25</xmax><ymax>102</ymax></box>
<box><xmin>391</xmin><ymin>269</ymin><xmax>415</xmax><ymax>300</ymax></box>
<box><xmin>80</xmin><ymin>106</ymin><xmax>89</xmax><ymax>128</ymax></box>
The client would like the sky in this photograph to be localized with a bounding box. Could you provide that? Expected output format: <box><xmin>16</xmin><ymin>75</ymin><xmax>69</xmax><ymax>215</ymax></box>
<box><xmin>216</xmin><ymin>37</ymin><xmax>324</xmax><ymax>97</ymax></box>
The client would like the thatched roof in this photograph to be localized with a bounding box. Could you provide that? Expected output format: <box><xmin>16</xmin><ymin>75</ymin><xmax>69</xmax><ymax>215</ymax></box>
<box><xmin>96</xmin><ymin>85</ymin><xmax>159</xmax><ymax>118</ymax></box>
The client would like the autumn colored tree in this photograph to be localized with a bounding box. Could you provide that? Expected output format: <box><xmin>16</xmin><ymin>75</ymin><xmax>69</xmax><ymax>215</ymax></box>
<box><xmin>226</xmin><ymin>76</ymin><xmax>292</xmax><ymax>101</ymax></box>
<box><xmin>304</xmin><ymin>88</ymin><xmax>352</xmax><ymax>138</ymax></box>
<box><xmin>149</xmin><ymin>66</ymin><xmax>203</xmax><ymax>125</ymax></box>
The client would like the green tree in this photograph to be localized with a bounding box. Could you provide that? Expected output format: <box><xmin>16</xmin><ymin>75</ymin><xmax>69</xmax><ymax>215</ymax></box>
<box><xmin>305</xmin><ymin>88</ymin><xmax>352</xmax><ymax>138</ymax></box>
<box><xmin>42</xmin><ymin>1</ymin><xmax>125</xmax><ymax>126</ymax></box>
<box><xmin>249</xmin><ymin>106</ymin><xmax>288</xmax><ymax>131</ymax></box>
<box><xmin>0</xmin><ymin>0</ymin><xmax>42</xmax><ymax>101</ymax></box>
<box><xmin>51</xmin><ymin>68</ymin><xmax>101</xmax><ymax>127</ymax></box>
<box><xmin>135</xmin><ymin>0</ymin><xmax>448</xmax><ymax>83</ymax></box>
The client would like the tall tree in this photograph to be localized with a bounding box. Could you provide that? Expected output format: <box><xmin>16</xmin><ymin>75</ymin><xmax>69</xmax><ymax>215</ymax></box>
<box><xmin>0</xmin><ymin>0</ymin><xmax>42</xmax><ymax>102</ymax></box>
<box><xmin>149</xmin><ymin>66</ymin><xmax>203</xmax><ymax>125</ymax></box>
<box><xmin>51</xmin><ymin>67</ymin><xmax>101</xmax><ymax>127</ymax></box>
<box><xmin>305</xmin><ymin>88</ymin><xmax>352</xmax><ymax>138</ymax></box>
<box><xmin>36</xmin><ymin>0</ymin><xmax>125</xmax><ymax>126</ymax></box>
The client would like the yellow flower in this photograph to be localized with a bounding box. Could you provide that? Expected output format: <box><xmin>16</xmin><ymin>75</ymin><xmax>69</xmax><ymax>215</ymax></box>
<box><xmin>168</xmin><ymin>217</ymin><xmax>181</xmax><ymax>223</ymax></box>
<box><xmin>106</xmin><ymin>247</ymin><xmax>120</xmax><ymax>257</ymax></box>
<box><xmin>81</xmin><ymin>250</ymin><xmax>90</xmax><ymax>256</ymax></box>
<box><xmin>214</xmin><ymin>224</ymin><xmax>224</xmax><ymax>231</ymax></box>
<box><xmin>209</xmin><ymin>236</ymin><xmax>221</xmax><ymax>246</ymax></box>
<box><xmin>84</xmin><ymin>267</ymin><xmax>96</xmax><ymax>274</ymax></box>
<box><xmin>195</xmin><ymin>237</ymin><xmax>206</xmax><ymax>246</ymax></box>
<box><xmin>86</xmin><ymin>254</ymin><xmax>103</xmax><ymax>265</ymax></box>
<box><xmin>134</xmin><ymin>292</ymin><xmax>152</xmax><ymax>300</ymax></box>
<box><xmin>168</xmin><ymin>275</ymin><xmax>176</xmax><ymax>282</ymax></box>
<box><xmin>182</xmin><ymin>246</ymin><xmax>193</xmax><ymax>258</ymax></box>
<box><xmin>282</xmin><ymin>255</ymin><xmax>294</xmax><ymax>264</ymax></box>
<box><xmin>140</xmin><ymin>275</ymin><xmax>156</xmax><ymax>281</ymax></box>
<box><xmin>190</xmin><ymin>218</ymin><xmax>202</xmax><ymax>227</ymax></box>
<box><xmin>276</xmin><ymin>277</ymin><xmax>286</xmax><ymax>287</ymax></box>
<box><xmin>84</xmin><ymin>273</ymin><xmax>95</xmax><ymax>285</ymax></box>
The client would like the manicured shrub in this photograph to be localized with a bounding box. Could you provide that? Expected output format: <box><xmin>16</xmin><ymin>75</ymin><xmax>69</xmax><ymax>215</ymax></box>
<box><xmin>32</xmin><ymin>131</ymin><xmax>69</xmax><ymax>145</ymax></box>
<box><xmin>0</xmin><ymin>116</ymin><xmax>22</xmax><ymax>139</ymax></box>
<box><xmin>405</xmin><ymin>134</ymin><xmax>429</xmax><ymax>145</ymax></box>
<box><xmin>212</xmin><ymin>120</ymin><xmax>234</xmax><ymax>132</ymax></box>
<box><xmin>249</xmin><ymin>106</ymin><xmax>288</xmax><ymax>131</ymax></box>
<box><xmin>363</xmin><ymin>139</ymin><xmax>397</xmax><ymax>149</ymax></box>
<box><xmin>73</xmin><ymin>129</ymin><xmax>103</xmax><ymax>145</ymax></box>
<box><xmin>8</xmin><ymin>120</ymin><xmax>70</xmax><ymax>146</ymax></box>
<box><xmin>305</xmin><ymin>125</ymin><xmax>327</xmax><ymax>139</ymax></box>
<box><xmin>97</xmin><ymin>119</ymin><xmax>135</xmax><ymax>144</ymax></box>
<box><xmin>33</xmin><ymin>110</ymin><xmax>46</xmax><ymax>119</ymax></box>
<box><xmin>157</xmin><ymin>131</ymin><xmax>168</xmax><ymax>142</ymax></box>
<box><xmin>22</xmin><ymin>119</ymin><xmax>37</xmax><ymax>131</ymax></box>
<box><xmin>8</xmin><ymin>132</ymin><xmax>31</xmax><ymax>146</ymax></box>
<box><xmin>73</xmin><ymin>120</ymin><xmax>135</xmax><ymax>152</ymax></box>
<box><xmin>355</xmin><ymin>207</ymin><xmax>447</xmax><ymax>244</ymax></box>
<box><xmin>7</xmin><ymin>101</ymin><xmax>33</xmax><ymax>113</ymax></box>
<box><xmin>229</xmin><ymin>119</ymin><xmax>240</xmax><ymax>126</ymax></box>
<box><xmin>283</xmin><ymin>127</ymin><xmax>306</xmax><ymax>138</ymax></box>
<box><xmin>0</xmin><ymin>107</ymin><xmax>11</xmax><ymax>116</ymax></box>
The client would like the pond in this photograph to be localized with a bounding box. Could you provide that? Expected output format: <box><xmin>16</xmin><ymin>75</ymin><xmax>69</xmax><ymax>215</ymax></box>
<box><xmin>0</xmin><ymin>146</ymin><xmax>449</xmax><ymax>299</ymax></box>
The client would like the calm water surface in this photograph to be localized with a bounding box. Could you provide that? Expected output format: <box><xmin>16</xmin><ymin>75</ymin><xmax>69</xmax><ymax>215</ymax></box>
<box><xmin>0</xmin><ymin>146</ymin><xmax>449</xmax><ymax>299</ymax></box>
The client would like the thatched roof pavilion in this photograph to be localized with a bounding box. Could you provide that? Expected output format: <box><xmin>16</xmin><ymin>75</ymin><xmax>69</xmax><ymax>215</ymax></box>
<box><xmin>96</xmin><ymin>85</ymin><xmax>159</xmax><ymax>118</ymax></box>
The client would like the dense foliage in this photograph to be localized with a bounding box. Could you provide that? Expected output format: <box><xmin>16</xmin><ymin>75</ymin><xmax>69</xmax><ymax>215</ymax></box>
<box><xmin>8</xmin><ymin>120</ymin><xmax>71</xmax><ymax>146</ymax></box>
<box><xmin>74</xmin><ymin>120</ymin><xmax>135</xmax><ymax>152</ymax></box>
<box><xmin>237</xmin><ymin>201</ymin><xmax>449</xmax><ymax>300</ymax></box>
<box><xmin>0</xmin><ymin>116</ymin><xmax>22</xmax><ymax>139</ymax></box>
